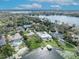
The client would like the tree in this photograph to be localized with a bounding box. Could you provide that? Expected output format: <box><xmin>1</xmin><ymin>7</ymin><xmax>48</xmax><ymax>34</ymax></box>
<box><xmin>1</xmin><ymin>44</ymin><xmax>15</xmax><ymax>58</ymax></box>
<box><xmin>0</xmin><ymin>54</ymin><xmax>5</xmax><ymax>59</ymax></box>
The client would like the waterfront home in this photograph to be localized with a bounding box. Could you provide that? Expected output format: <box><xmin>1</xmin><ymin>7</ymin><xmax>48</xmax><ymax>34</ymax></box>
<box><xmin>36</xmin><ymin>32</ymin><xmax>52</xmax><ymax>40</ymax></box>
<box><xmin>0</xmin><ymin>36</ymin><xmax>6</xmax><ymax>47</ymax></box>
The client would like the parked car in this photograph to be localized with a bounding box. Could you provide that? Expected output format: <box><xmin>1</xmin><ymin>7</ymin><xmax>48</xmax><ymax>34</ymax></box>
<box><xmin>46</xmin><ymin>45</ymin><xmax>52</xmax><ymax>51</ymax></box>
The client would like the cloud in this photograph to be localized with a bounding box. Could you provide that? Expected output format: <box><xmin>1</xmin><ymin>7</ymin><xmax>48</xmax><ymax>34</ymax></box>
<box><xmin>51</xmin><ymin>5</ymin><xmax>61</xmax><ymax>8</ymax></box>
<box><xmin>15</xmin><ymin>3</ymin><xmax>42</xmax><ymax>9</ymax></box>
<box><xmin>50</xmin><ymin>5</ymin><xmax>61</xmax><ymax>10</ymax></box>
<box><xmin>34</xmin><ymin>0</ymin><xmax>79</xmax><ymax>5</ymax></box>
<box><xmin>72</xmin><ymin>2</ymin><xmax>79</xmax><ymax>5</ymax></box>
<box><xmin>35</xmin><ymin>0</ymin><xmax>74</xmax><ymax>3</ymax></box>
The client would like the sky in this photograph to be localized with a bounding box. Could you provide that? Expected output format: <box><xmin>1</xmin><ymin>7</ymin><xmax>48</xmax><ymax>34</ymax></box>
<box><xmin>0</xmin><ymin>0</ymin><xmax>79</xmax><ymax>10</ymax></box>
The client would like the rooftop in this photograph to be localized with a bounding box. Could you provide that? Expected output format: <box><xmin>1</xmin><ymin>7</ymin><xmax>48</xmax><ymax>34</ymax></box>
<box><xmin>36</xmin><ymin>32</ymin><xmax>52</xmax><ymax>40</ymax></box>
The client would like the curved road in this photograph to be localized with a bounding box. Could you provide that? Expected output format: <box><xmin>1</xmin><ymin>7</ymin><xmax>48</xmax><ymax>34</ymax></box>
<box><xmin>22</xmin><ymin>47</ymin><xmax>64</xmax><ymax>59</ymax></box>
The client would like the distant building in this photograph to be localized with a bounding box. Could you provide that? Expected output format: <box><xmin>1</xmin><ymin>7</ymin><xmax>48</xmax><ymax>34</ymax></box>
<box><xmin>36</xmin><ymin>32</ymin><xmax>52</xmax><ymax>40</ymax></box>
<box><xmin>0</xmin><ymin>36</ymin><xmax>6</xmax><ymax>47</ymax></box>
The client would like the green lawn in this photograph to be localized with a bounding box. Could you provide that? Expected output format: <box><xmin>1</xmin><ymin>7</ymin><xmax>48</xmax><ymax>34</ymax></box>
<box><xmin>63</xmin><ymin>42</ymin><xmax>76</xmax><ymax>52</ymax></box>
<box><xmin>41</xmin><ymin>40</ymin><xmax>59</xmax><ymax>48</ymax></box>
<box><xmin>54</xmin><ymin>39</ymin><xmax>75</xmax><ymax>52</ymax></box>
<box><xmin>41</xmin><ymin>39</ymin><xmax>76</xmax><ymax>52</ymax></box>
<box><xmin>23</xmin><ymin>31</ymin><xmax>30</xmax><ymax>35</ymax></box>
<box><xmin>25</xmin><ymin>35</ymin><xmax>42</xmax><ymax>49</ymax></box>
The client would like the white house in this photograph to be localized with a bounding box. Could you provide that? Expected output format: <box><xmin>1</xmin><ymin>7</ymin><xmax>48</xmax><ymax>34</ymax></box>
<box><xmin>23</xmin><ymin>24</ymin><xmax>32</xmax><ymax>31</ymax></box>
<box><xmin>36</xmin><ymin>32</ymin><xmax>52</xmax><ymax>40</ymax></box>
<box><xmin>23</xmin><ymin>25</ymin><xmax>32</xmax><ymax>29</ymax></box>
<box><xmin>0</xmin><ymin>36</ymin><xmax>6</xmax><ymax>47</ymax></box>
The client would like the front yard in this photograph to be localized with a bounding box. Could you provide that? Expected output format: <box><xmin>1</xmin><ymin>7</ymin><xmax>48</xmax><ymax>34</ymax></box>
<box><xmin>23</xmin><ymin>30</ymin><xmax>76</xmax><ymax>52</ymax></box>
<box><xmin>27</xmin><ymin>35</ymin><xmax>42</xmax><ymax>49</ymax></box>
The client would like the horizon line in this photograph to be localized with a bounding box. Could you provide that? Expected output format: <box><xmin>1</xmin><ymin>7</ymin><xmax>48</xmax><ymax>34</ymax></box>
<box><xmin>0</xmin><ymin>9</ymin><xmax>79</xmax><ymax>11</ymax></box>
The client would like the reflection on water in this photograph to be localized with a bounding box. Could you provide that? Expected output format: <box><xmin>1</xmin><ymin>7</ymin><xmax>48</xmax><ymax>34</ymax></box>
<box><xmin>22</xmin><ymin>47</ymin><xmax>64</xmax><ymax>59</ymax></box>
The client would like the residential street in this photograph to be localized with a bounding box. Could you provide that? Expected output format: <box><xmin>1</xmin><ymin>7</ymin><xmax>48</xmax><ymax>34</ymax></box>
<box><xmin>22</xmin><ymin>47</ymin><xmax>64</xmax><ymax>59</ymax></box>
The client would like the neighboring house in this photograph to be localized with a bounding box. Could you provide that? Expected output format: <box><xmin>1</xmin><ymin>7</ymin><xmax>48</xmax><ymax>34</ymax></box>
<box><xmin>51</xmin><ymin>31</ymin><xmax>65</xmax><ymax>44</ymax></box>
<box><xmin>23</xmin><ymin>25</ymin><xmax>32</xmax><ymax>29</ymax></box>
<box><xmin>36</xmin><ymin>32</ymin><xmax>52</xmax><ymax>40</ymax></box>
<box><xmin>27</xmin><ymin>30</ymin><xmax>34</xmax><ymax>36</ymax></box>
<box><xmin>24</xmin><ymin>25</ymin><xmax>32</xmax><ymax>28</ymax></box>
<box><xmin>7</xmin><ymin>35</ymin><xmax>13</xmax><ymax>42</ymax></box>
<box><xmin>71</xmin><ymin>34</ymin><xmax>79</xmax><ymax>42</ymax></box>
<box><xmin>16</xmin><ymin>26</ymin><xmax>25</xmax><ymax>32</ymax></box>
<box><xmin>51</xmin><ymin>31</ymin><xmax>63</xmax><ymax>39</ymax></box>
<box><xmin>7</xmin><ymin>33</ymin><xmax>23</xmax><ymax>50</ymax></box>
<box><xmin>0</xmin><ymin>36</ymin><xmax>6</xmax><ymax>47</ymax></box>
<box><xmin>11</xmin><ymin>33</ymin><xmax>23</xmax><ymax>47</ymax></box>
<box><xmin>58</xmin><ymin>38</ymin><xmax>65</xmax><ymax>45</ymax></box>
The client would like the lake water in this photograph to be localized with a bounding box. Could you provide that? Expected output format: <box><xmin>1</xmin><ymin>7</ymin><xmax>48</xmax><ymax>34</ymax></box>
<box><xmin>22</xmin><ymin>47</ymin><xmax>64</xmax><ymax>59</ymax></box>
<box><xmin>38</xmin><ymin>15</ymin><xmax>79</xmax><ymax>26</ymax></box>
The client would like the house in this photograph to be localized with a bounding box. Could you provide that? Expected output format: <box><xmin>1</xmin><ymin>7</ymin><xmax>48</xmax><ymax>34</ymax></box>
<box><xmin>7</xmin><ymin>33</ymin><xmax>23</xmax><ymax>50</ymax></box>
<box><xmin>71</xmin><ymin>34</ymin><xmax>79</xmax><ymax>42</ymax></box>
<box><xmin>58</xmin><ymin>38</ymin><xmax>65</xmax><ymax>45</ymax></box>
<box><xmin>27</xmin><ymin>30</ymin><xmax>34</xmax><ymax>36</ymax></box>
<box><xmin>51</xmin><ymin>31</ymin><xmax>63</xmax><ymax>39</ymax></box>
<box><xmin>11</xmin><ymin>33</ymin><xmax>23</xmax><ymax>47</ymax></box>
<box><xmin>16</xmin><ymin>26</ymin><xmax>25</xmax><ymax>32</ymax></box>
<box><xmin>36</xmin><ymin>32</ymin><xmax>52</xmax><ymax>40</ymax></box>
<box><xmin>7</xmin><ymin>33</ymin><xmax>25</xmax><ymax>51</ymax></box>
<box><xmin>7</xmin><ymin>35</ymin><xmax>13</xmax><ymax>42</ymax></box>
<box><xmin>0</xmin><ymin>36</ymin><xmax>6</xmax><ymax>47</ymax></box>
<box><xmin>23</xmin><ymin>25</ymin><xmax>32</xmax><ymax>30</ymax></box>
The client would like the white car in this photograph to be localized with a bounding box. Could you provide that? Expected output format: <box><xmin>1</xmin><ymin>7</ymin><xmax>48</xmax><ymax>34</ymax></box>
<box><xmin>46</xmin><ymin>45</ymin><xmax>52</xmax><ymax>51</ymax></box>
